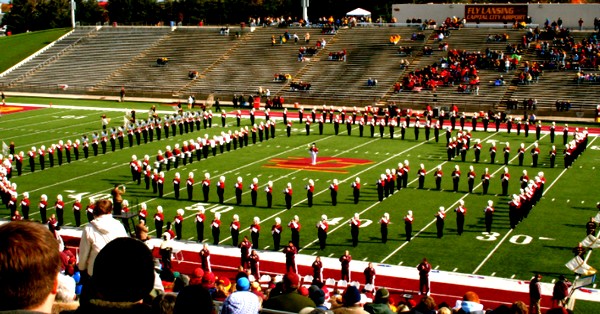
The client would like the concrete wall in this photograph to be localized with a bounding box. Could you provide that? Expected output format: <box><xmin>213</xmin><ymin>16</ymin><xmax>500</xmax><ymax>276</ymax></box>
<box><xmin>392</xmin><ymin>4</ymin><xmax>600</xmax><ymax>29</ymax></box>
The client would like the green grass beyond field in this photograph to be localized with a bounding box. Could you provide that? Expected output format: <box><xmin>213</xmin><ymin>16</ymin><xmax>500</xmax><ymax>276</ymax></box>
<box><xmin>0</xmin><ymin>28</ymin><xmax>70</xmax><ymax>73</ymax></box>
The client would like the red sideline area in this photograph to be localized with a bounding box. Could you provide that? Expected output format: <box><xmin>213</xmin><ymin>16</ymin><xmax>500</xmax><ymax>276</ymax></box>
<box><xmin>60</xmin><ymin>232</ymin><xmax>600</xmax><ymax>311</ymax></box>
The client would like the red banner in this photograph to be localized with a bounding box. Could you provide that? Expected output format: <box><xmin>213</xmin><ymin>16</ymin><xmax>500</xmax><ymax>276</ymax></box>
<box><xmin>465</xmin><ymin>5</ymin><xmax>528</xmax><ymax>23</ymax></box>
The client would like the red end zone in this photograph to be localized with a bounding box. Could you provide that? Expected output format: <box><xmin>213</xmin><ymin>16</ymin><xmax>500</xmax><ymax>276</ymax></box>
<box><xmin>0</xmin><ymin>104</ymin><xmax>44</xmax><ymax>114</ymax></box>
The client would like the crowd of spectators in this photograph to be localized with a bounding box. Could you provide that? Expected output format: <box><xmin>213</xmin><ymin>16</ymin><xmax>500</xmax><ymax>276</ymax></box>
<box><xmin>0</xmin><ymin>209</ymin><xmax>582</xmax><ymax>314</ymax></box>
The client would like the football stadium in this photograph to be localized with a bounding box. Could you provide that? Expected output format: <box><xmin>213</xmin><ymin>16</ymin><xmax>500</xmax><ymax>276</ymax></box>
<box><xmin>1</xmin><ymin>2</ymin><xmax>600</xmax><ymax>313</ymax></box>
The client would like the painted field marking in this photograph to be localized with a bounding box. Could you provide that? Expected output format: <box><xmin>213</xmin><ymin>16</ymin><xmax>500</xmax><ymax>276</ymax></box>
<box><xmin>28</xmin><ymin>130</ymin><xmax>347</xmax><ymax>216</ymax></box>
<box><xmin>379</xmin><ymin>131</ymin><xmax>508</xmax><ymax>263</ymax></box>
<box><xmin>453</xmin><ymin>268</ymin><xmax>458</xmax><ymax>272</ymax></box>
<box><xmin>471</xmin><ymin>136</ymin><xmax>595</xmax><ymax>274</ymax></box>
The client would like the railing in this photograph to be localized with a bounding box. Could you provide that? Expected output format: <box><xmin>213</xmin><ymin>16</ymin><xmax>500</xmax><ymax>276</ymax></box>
<box><xmin>0</xmin><ymin>29</ymin><xmax>75</xmax><ymax>78</ymax></box>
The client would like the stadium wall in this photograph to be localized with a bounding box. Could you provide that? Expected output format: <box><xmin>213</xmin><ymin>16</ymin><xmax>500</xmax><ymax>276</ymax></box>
<box><xmin>391</xmin><ymin>4</ymin><xmax>600</xmax><ymax>29</ymax></box>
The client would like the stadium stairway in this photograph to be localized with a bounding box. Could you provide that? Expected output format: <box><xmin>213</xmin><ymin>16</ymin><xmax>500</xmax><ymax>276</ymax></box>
<box><xmin>0</xmin><ymin>27</ymin><xmax>98</xmax><ymax>87</ymax></box>
<box><xmin>8</xmin><ymin>27</ymin><xmax>173</xmax><ymax>92</ymax></box>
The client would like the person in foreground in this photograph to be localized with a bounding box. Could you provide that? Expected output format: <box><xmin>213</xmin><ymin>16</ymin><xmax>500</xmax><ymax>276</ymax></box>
<box><xmin>263</xmin><ymin>272</ymin><xmax>316</xmax><ymax>312</ymax></box>
<box><xmin>75</xmin><ymin>237</ymin><xmax>155</xmax><ymax>313</ymax></box>
<box><xmin>0</xmin><ymin>221</ymin><xmax>61</xmax><ymax>313</ymax></box>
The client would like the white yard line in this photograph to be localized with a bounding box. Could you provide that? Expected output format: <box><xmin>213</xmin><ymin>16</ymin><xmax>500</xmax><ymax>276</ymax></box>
<box><xmin>471</xmin><ymin>136</ymin><xmax>596</xmax><ymax>274</ymax></box>
<box><xmin>380</xmin><ymin>133</ymin><xmax>546</xmax><ymax>264</ymax></box>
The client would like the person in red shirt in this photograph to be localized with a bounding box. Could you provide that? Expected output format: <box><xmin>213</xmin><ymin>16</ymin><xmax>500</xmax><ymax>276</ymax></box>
<box><xmin>452</xmin><ymin>165</ymin><xmax>461</xmax><ymax>192</ymax></box>
<box><xmin>250</xmin><ymin>177</ymin><xmax>259</xmax><ymax>207</ymax></box>
<box><xmin>154</xmin><ymin>206</ymin><xmax>164</xmax><ymax>238</ymax></box>
<box><xmin>351</xmin><ymin>177</ymin><xmax>361</xmax><ymax>204</ymax></box>
<box><xmin>186</xmin><ymin>172</ymin><xmax>194</xmax><ymax>201</ymax></box>
<box><xmin>20</xmin><ymin>192</ymin><xmax>30</xmax><ymax>220</ymax></box>
<box><xmin>265</xmin><ymin>181</ymin><xmax>273</xmax><ymax>208</ymax></box>
<box><xmin>202</xmin><ymin>172</ymin><xmax>211</xmax><ymax>202</ymax></box>
<box><xmin>234</xmin><ymin>177</ymin><xmax>243</xmax><ymax>205</ymax></box>
<box><xmin>350</xmin><ymin>213</ymin><xmax>360</xmax><ymax>247</ymax></box>
<box><xmin>230</xmin><ymin>214</ymin><xmax>241</xmax><ymax>247</ymax></box>
<box><xmin>11</xmin><ymin>210</ymin><xmax>23</xmax><ymax>221</ymax></box>
<box><xmin>288</xmin><ymin>215</ymin><xmax>301</xmax><ymax>249</ymax></box>
<box><xmin>312</xmin><ymin>256</ymin><xmax>323</xmax><ymax>283</ymax></box>
<box><xmin>217</xmin><ymin>176</ymin><xmax>225</xmax><ymax>204</ymax></box>
<box><xmin>417</xmin><ymin>258</ymin><xmax>432</xmax><ymax>295</ymax></box>
<box><xmin>239</xmin><ymin>235</ymin><xmax>252</xmax><ymax>268</ymax></box>
<box><xmin>72</xmin><ymin>196</ymin><xmax>82</xmax><ymax>227</ymax></box>
<box><xmin>435</xmin><ymin>207</ymin><xmax>445</xmax><ymax>238</ymax></box>
<box><xmin>501</xmin><ymin>167</ymin><xmax>510</xmax><ymax>196</ymax></box>
<box><xmin>284</xmin><ymin>183</ymin><xmax>293</xmax><ymax>210</ymax></box>
<box><xmin>283</xmin><ymin>241</ymin><xmax>297</xmax><ymax>273</ymax></box>
<box><xmin>173</xmin><ymin>172</ymin><xmax>181</xmax><ymax>200</ymax></box>
<box><xmin>211</xmin><ymin>213</ymin><xmax>221</xmax><ymax>245</ymax></box>
<box><xmin>306</xmin><ymin>179</ymin><xmax>315</xmax><ymax>207</ymax></box>
<box><xmin>174</xmin><ymin>209</ymin><xmax>184</xmax><ymax>240</ymax></box>
<box><xmin>484</xmin><ymin>200</ymin><xmax>494</xmax><ymax>234</ymax></box>
<box><xmin>39</xmin><ymin>194</ymin><xmax>48</xmax><ymax>224</ymax></box>
<box><xmin>85</xmin><ymin>197</ymin><xmax>95</xmax><ymax>223</ymax></box>
<box><xmin>379</xmin><ymin>213</ymin><xmax>390</xmax><ymax>243</ymax></box>
<box><xmin>329</xmin><ymin>179</ymin><xmax>339</xmax><ymax>206</ymax></box>
<box><xmin>404</xmin><ymin>210</ymin><xmax>414</xmax><ymax>241</ymax></box>
<box><xmin>467</xmin><ymin>165</ymin><xmax>476</xmax><ymax>193</ymax></box>
<box><xmin>272</xmin><ymin>217</ymin><xmax>283</xmax><ymax>250</ymax></box>
<box><xmin>249</xmin><ymin>250</ymin><xmax>260</xmax><ymax>279</ymax></box>
<box><xmin>317</xmin><ymin>215</ymin><xmax>329</xmax><ymax>250</ymax></box>
<box><xmin>339</xmin><ymin>250</ymin><xmax>352</xmax><ymax>281</ymax></box>
<box><xmin>199</xmin><ymin>243</ymin><xmax>211</xmax><ymax>272</ymax></box>
<box><xmin>250</xmin><ymin>216</ymin><xmax>260</xmax><ymax>249</ymax></box>
<box><xmin>364</xmin><ymin>262</ymin><xmax>376</xmax><ymax>286</ymax></box>
<box><xmin>418</xmin><ymin>164</ymin><xmax>426</xmax><ymax>189</ymax></box>
<box><xmin>455</xmin><ymin>200</ymin><xmax>467</xmax><ymax>235</ymax></box>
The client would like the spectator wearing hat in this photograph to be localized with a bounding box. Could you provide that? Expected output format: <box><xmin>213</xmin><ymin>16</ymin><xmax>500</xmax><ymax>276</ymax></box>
<box><xmin>201</xmin><ymin>271</ymin><xmax>217</xmax><ymax>298</ymax></box>
<box><xmin>454</xmin><ymin>291</ymin><xmax>484</xmax><ymax>314</ymax></box>
<box><xmin>78</xmin><ymin>199</ymin><xmax>128</xmax><ymax>277</ymax></box>
<box><xmin>308</xmin><ymin>285</ymin><xmax>328</xmax><ymax>310</ymax></box>
<box><xmin>332</xmin><ymin>286</ymin><xmax>367</xmax><ymax>313</ymax></box>
<box><xmin>364</xmin><ymin>288</ymin><xmax>394</xmax><ymax>314</ymax></box>
<box><xmin>76</xmin><ymin>237</ymin><xmax>155</xmax><ymax>313</ymax></box>
<box><xmin>0</xmin><ymin>221</ymin><xmax>62</xmax><ymax>313</ymax></box>
<box><xmin>264</xmin><ymin>272</ymin><xmax>316</xmax><ymax>312</ymax></box>
<box><xmin>221</xmin><ymin>277</ymin><xmax>261</xmax><ymax>313</ymax></box>
<box><xmin>189</xmin><ymin>267</ymin><xmax>204</xmax><ymax>286</ymax></box>
<box><xmin>214</xmin><ymin>277</ymin><xmax>232</xmax><ymax>302</ymax></box>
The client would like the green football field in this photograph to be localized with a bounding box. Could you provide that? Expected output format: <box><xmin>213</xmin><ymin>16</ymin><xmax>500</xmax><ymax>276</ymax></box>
<box><xmin>2</xmin><ymin>98</ymin><xmax>600</xmax><ymax>285</ymax></box>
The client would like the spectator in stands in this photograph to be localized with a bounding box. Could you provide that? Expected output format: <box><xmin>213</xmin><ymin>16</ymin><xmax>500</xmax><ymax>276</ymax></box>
<box><xmin>529</xmin><ymin>273</ymin><xmax>542</xmax><ymax>314</ymax></box>
<box><xmin>174</xmin><ymin>284</ymin><xmax>215</xmax><ymax>314</ymax></box>
<box><xmin>364</xmin><ymin>288</ymin><xmax>394</xmax><ymax>314</ymax></box>
<box><xmin>332</xmin><ymin>286</ymin><xmax>367</xmax><ymax>313</ymax></box>
<box><xmin>0</xmin><ymin>221</ymin><xmax>61</xmax><ymax>313</ymax></box>
<box><xmin>263</xmin><ymin>272</ymin><xmax>316</xmax><ymax>312</ymax></box>
<box><xmin>76</xmin><ymin>237</ymin><xmax>154</xmax><ymax>313</ymax></box>
<box><xmin>221</xmin><ymin>277</ymin><xmax>261</xmax><ymax>313</ymax></box>
<box><xmin>308</xmin><ymin>285</ymin><xmax>328</xmax><ymax>310</ymax></box>
<box><xmin>78</xmin><ymin>199</ymin><xmax>128</xmax><ymax>277</ymax></box>
<box><xmin>455</xmin><ymin>291</ymin><xmax>484</xmax><ymax>314</ymax></box>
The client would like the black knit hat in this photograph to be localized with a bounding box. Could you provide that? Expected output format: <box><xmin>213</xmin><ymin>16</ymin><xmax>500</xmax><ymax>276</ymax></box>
<box><xmin>92</xmin><ymin>237</ymin><xmax>154</xmax><ymax>302</ymax></box>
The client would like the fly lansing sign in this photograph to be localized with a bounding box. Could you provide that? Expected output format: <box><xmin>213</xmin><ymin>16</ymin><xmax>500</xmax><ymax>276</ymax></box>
<box><xmin>465</xmin><ymin>5</ymin><xmax>528</xmax><ymax>23</ymax></box>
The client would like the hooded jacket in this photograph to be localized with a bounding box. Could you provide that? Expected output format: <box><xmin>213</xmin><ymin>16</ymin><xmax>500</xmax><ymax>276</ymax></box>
<box><xmin>78</xmin><ymin>214</ymin><xmax>128</xmax><ymax>276</ymax></box>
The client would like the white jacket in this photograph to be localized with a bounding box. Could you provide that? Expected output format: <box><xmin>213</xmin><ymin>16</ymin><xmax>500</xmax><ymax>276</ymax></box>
<box><xmin>78</xmin><ymin>214</ymin><xmax>128</xmax><ymax>276</ymax></box>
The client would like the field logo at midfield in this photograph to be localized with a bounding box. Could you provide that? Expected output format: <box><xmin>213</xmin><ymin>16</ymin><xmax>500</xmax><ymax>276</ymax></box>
<box><xmin>0</xmin><ymin>105</ymin><xmax>43</xmax><ymax>114</ymax></box>
<box><xmin>264</xmin><ymin>157</ymin><xmax>373</xmax><ymax>173</ymax></box>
